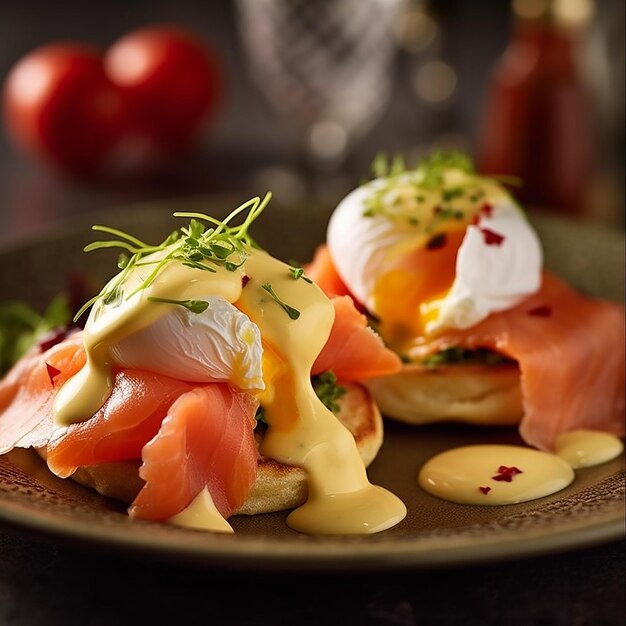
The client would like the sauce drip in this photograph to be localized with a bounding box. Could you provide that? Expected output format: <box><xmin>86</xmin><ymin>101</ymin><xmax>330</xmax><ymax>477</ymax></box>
<box><xmin>168</xmin><ymin>487</ymin><xmax>234</xmax><ymax>533</ymax></box>
<box><xmin>238</xmin><ymin>251</ymin><xmax>406</xmax><ymax>534</ymax></box>
<box><xmin>53</xmin><ymin>246</ymin><xmax>406</xmax><ymax>535</ymax></box>
<box><xmin>419</xmin><ymin>430</ymin><xmax>624</xmax><ymax>506</ymax></box>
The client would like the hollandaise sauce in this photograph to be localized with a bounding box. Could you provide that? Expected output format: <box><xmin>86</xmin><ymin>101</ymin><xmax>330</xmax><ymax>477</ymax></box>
<box><xmin>554</xmin><ymin>430</ymin><xmax>624</xmax><ymax>469</ymax></box>
<box><xmin>168</xmin><ymin>487</ymin><xmax>234</xmax><ymax>533</ymax></box>
<box><xmin>53</xmin><ymin>244</ymin><xmax>406</xmax><ymax>535</ymax></box>
<box><xmin>419</xmin><ymin>431</ymin><xmax>623</xmax><ymax>506</ymax></box>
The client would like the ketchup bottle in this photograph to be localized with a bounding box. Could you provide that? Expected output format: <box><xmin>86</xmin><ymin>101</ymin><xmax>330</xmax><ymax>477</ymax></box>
<box><xmin>476</xmin><ymin>0</ymin><xmax>594</xmax><ymax>216</ymax></box>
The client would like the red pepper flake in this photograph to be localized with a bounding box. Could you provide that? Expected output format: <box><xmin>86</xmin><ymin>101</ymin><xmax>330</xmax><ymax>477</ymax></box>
<box><xmin>471</xmin><ymin>203</ymin><xmax>493</xmax><ymax>225</ymax></box>
<box><xmin>45</xmin><ymin>363</ymin><xmax>62</xmax><ymax>386</ymax></box>
<box><xmin>479</xmin><ymin>486</ymin><xmax>492</xmax><ymax>495</ymax></box>
<box><xmin>528</xmin><ymin>305</ymin><xmax>552</xmax><ymax>318</ymax></box>
<box><xmin>38</xmin><ymin>328</ymin><xmax>69</xmax><ymax>353</ymax></box>
<box><xmin>492</xmin><ymin>465</ymin><xmax>523</xmax><ymax>482</ymax></box>
<box><xmin>480</xmin><ymin>203</ymin><xmax>493</xmax><ymax>218</ymax></box>
<box><xmin>241</xmin><ymin>275</ymin><xmax>250</xmax><ymax>288</ymax></box>
<box><xmin>426</xmin><ymin>233</ymin><xmax>447</xmax><ymax>250</ymax></box>
<box><xmin>480</xmin><ymin>228</ymin><xmax>505</xmax><ymax>246</ymax></box>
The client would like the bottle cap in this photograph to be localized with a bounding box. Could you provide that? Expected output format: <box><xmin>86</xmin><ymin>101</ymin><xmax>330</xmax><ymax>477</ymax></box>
<box><xmin>512</xmin><ymin>0</ymin><xmax>593</xmax><ymax>30</ymax></box>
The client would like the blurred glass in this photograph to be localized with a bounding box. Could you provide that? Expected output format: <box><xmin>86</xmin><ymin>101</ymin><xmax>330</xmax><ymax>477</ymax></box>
<box><xmin>235</xmin><ymin>0</ymin><xmax>405</xmax><ymax>184</ymax></box>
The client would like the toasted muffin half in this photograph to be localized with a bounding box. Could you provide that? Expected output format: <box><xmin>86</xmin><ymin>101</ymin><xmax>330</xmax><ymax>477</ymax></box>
<box><xmin>365</xmin><ymin>363</ymin><xmax>523</xmax><ymax>426</ymax></box>
<box><xmin>37</xmin><ymin>382</ymin><xmax>383</xmax><ymax>516</ymax></box>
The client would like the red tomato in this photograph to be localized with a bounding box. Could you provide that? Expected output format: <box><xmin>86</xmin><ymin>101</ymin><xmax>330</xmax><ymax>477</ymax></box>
<box><xmin>104</xmin><ymin>25</ymin><xmax>222</xmax><ymax>151</ymax></box>
<box><xmin>3</xmin><ymin>44</ymin><xmax>131</xmax><ymax>175</ymax></box>
<box><xmin>3</xmin><ymin>27</ymin><xmax>222</xmax><ymax>177</ymax></box>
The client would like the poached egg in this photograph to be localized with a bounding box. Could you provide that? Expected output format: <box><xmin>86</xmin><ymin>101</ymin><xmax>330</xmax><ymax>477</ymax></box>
<box><xmin>109</xmin><ymin>295</ymin><xmax>264</xmax><ymax>391</ymax></box>
<box><xmin>327</xmin><ymin>164</ymin><xmax>542</xmax><ymax>348</ymax></box>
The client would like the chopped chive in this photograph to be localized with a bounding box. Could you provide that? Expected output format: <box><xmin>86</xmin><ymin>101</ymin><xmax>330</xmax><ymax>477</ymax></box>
<box><xmin>442</xmin><ymin>187</ymin><xmax>464</xmax><ymax>202</ymax></box>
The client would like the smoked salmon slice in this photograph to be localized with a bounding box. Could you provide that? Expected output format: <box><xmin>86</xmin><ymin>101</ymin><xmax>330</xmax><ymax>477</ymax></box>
<box><xmin>305</xmin><ymin>245</ymin><xmax>351</xmax><ymax>298</ymax></box>
<box><xmin>0</xmin><ymin>332</ymin><xmax>85</xmax><ymax>454</ymax></box>
<box><xmin>0</xmin><ymin>334</ymin><xmax>259</xmax><ymax>521</ymax></box>
<box><xmin>46</xmin><ymin>370</ymin><xmax>195</xmax><ymax>478</ymax></box>
<box><xmin>129</xmin><ymin>384</ymin><xmax>258</xmax><ymax>521</ymax></box>
<box><xmin>312</xmin><ymin>295</ymin><xmax>402</xmax><ymax>381</ymax></box>
<box><xmin>411</xmin><ymin>272</ymin><xmax>625</xmax><ymax>450</ymax></box>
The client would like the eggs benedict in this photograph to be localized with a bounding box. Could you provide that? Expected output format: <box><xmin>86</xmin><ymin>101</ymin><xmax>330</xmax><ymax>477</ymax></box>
<box><xmin>307</xmin><ymin>153</ymin><xmax>625</xmax><ymax>451</ymax></box>
<box><xmin>0</xmin><ymin>194</ymin><xmax>406</xmax><ymax>534</ymax></box>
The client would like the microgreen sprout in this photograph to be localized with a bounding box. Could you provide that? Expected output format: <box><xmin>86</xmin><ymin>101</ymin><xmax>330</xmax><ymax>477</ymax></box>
<box><xmin>289</xmin><ymin>266</ymin><xmax>312</xmax><ymax>283</ymax></box>
<box><xmin>147</xmin><ymin>297</ymin><xmax>209</xmax><ymax>314</ymax></box>
<box><xmin>73</xmin><ymin>192</ymin><xmax>272</xmax><ymax>322</ymax></box>
<box><xmin>261</xmin><ymin>283</ymin><xmax>300</xmax><ymax>320</ymax></box>
<box><xmin>358</xmin><ymin>150</ymin><xmax>521</xmax><ymax>233</ymax></box>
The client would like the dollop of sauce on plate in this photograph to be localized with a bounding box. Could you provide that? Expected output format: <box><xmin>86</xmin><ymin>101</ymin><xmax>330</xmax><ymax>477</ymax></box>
<box><xmin>419</xmin><ymin>430</ymin><xmax>624</xmax><ymax>506</ymax></box>
<box><xmin>555</xmin><ymin>429</ymin><xmax>624</xmax><ymax>469</ymax></box>
<box><xmin>168</xmin><ymin>487</ymin><xmax>234</xmax><ymax>533</ymax></box>
<box><xmin>418</xmin><ymin>444</ymin><xmax>574</xmax><ymax>505</ymax></box>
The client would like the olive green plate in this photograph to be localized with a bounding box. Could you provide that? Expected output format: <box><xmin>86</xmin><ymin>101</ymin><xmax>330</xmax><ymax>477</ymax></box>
<box><xmin>0</xmin><ymin>196</ymin><xmax>623</xmax><ymax>572</ymax></box>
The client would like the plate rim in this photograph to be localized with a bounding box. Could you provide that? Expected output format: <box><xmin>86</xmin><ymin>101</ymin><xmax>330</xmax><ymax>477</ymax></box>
<box><xmin>0</xmin><ymin>202</ymin><xmax>624</xmax><ymax>572</ymax></box>
<box><xmin>0</xmin><ymin>458</ymin><xmax>623</xmax><ymax>572</ymax></box>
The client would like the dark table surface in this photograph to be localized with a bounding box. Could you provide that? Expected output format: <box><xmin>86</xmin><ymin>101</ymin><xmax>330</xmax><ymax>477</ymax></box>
<box><xmin>0</xmin><ymin>522</ymin><xmax>624</xmax><ymax>626</ymax></box>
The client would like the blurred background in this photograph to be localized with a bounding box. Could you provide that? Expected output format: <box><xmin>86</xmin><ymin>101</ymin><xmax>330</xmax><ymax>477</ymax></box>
<box><xmin>0</xmin><ymin>0</ymin><xmax>623</xmax><ymax>244</ymax></box>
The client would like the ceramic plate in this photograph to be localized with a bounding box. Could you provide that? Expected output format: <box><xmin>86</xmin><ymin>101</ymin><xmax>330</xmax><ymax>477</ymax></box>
<box><xmin>0</xmin><ymin>196</ymin><xmax>624</xmax><ymax>572</ymax></box>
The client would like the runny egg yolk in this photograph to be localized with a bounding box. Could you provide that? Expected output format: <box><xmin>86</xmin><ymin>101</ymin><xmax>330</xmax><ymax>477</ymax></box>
<box><xmin>253</xmin><ymin>340</ymin><xmax>298</xmax><ymax>433</ymax></box>
<box><xmin>372</xmin><ymin>227</ymin><xmax>466</xmax><ymax>348</ymax></box>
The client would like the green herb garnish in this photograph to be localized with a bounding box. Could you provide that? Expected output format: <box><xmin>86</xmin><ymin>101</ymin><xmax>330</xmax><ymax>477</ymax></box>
<box><xmin>370</xmin><ymin>152</ymin><xmax>407</xmax><ymax>179</ymax></box>
<box><xmin>255</xmin><ymin>406</ymin><xmax>267</xmax><ymax>425</ymax></box>
<box><xmin>74</xmin><ymin>193</ymin><xmax>272</xmax><ymax>322</ymax></box>
<box><xmin>442</xmin><ymin>187</ymin><xmax>465</xmax><ymax>202</ymax></box>
<box><xmin>361</xmin><ymin>151</ymin><xmax>477</xmax><ymax>221</ymax></box>
<box><xmin>147</xmin><ymin>297</ymin><xmax>209</xmax><ymax>314</ymax></box>
<box><xmin>255</xmin><ymin>371</ymin><xmax>346</xmax><ymax>427</ymax></box>
<box><xmin>417</xmin><ymin>151</ymin><xmax>474</xmax><ymax>189</ymax></box>
<box><xmin>469</xmin><ymin>190</ymin><xmax>485</xmax><ymax>202</ymax></box>
<box><xmin>261</xmin><ymin>283</ymin><xmax>300</xmax><ymax>320</ymax></box>
<box><xmin>422</xmin><ymin>347</ymin><xmax>514</xmax><ymax>367</ymax></box>
<box><xmin>428</xmin><ymin>207</ymin><xmax>465</xmax><ymax>232</ymax></box>
<box><xmin>312</xmin><ymin>371</ymin><xmax>346</xmax><ymax>414</ymax></box>
<box><xmin>289</xmin><ymin>266</ymin><xmax>312</xmax><ymax>283</ymax></box>
<box><xmin>0</xmin><ymin>294</ymin><xmax>71</xmax><ymax>375</ymax></box>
